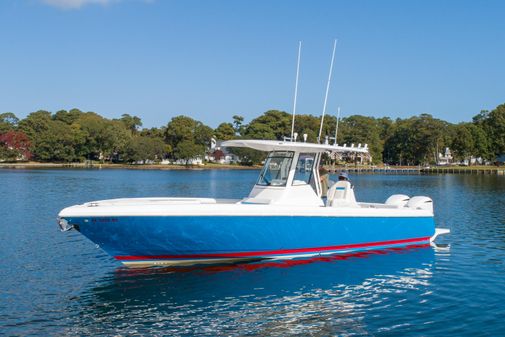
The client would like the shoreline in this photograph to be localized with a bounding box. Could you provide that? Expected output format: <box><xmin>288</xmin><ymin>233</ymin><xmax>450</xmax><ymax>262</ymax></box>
<box><xmin>0</xmin><ymin>162</ymin><xmax>503</xmax><ymax>175</ymax></box>
<box><xmin>0</xmin><ymin>162</ymin><xmax>261</xmax><ymax>170</ymax></box>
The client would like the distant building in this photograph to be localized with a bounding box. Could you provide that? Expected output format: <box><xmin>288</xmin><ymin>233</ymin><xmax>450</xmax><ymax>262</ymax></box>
<box><xmin>496</xmin><ymin>154</ymin><xmax>505</xmax><ymax>164</ymax></box>
<box><xmin>162</xmin><ymin>156</ymin><xmax>204</xmax><ymax>166</ymax></box>
<box><xmin>175</xmin><ymin>157</ymin><xmax>204</xmax><ymax>165</ymax></box>
<box><xmin>472</xmin><ymin>157</ymin><xmax>483</xmax><ymax>165</ymax></box>
<box><xmin>437</xmin><ymin>147</ymin><xmax>453</xmax><ymax>166</ymax></box>
<box><xmin>207</xmin><ymin>139</ymin><xmax>239</xmax><ymax>164</ymax></box>
<box><xmin>134</xmin><ymin>159</ymin><xmax>155</xmax><ymax>165</ymax></box>
<box><xmin>462</xmin><ymin>156</ymin><xmax>484</xmax><ymax>166</ymax></box>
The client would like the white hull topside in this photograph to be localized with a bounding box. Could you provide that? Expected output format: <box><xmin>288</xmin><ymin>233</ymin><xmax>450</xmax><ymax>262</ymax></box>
<box><xmin>59</xmin><ymin>197</ymin><xmax>433</xmax><ymax>218</ymax></box>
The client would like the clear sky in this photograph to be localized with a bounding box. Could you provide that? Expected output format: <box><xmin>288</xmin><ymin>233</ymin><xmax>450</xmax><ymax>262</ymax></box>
<box><xmin>1</xmin><ymin>0</ymin><xmax>504</xmax><ymax>128</ymax></box>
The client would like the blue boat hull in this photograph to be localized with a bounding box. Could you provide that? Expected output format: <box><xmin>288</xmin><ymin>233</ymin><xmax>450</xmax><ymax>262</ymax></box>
<box><xmin>65</xmin><ymin>215</ymin><xmax>435</xmax><ymax>266</ymax></box>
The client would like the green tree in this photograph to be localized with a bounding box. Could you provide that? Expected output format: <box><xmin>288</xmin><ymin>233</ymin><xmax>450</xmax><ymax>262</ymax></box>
<box><xmin>123</xmin><ymin>136</ymin><xmax>170</xmax><ymax>163</ymax></box>
<box><xmin>0</xmin><ymin>112</ymin><xmax>19</xmax><ymax>133</ymax></box>
<box><xmin>19</xmin><ymin>111</ymin><xmax>84</xmax><ymax>162</ymax></box>
<box><xmin>451</xmin><ymin>123</ymin><xmax>474</xmax><ymax>161</ymax></box>
<box><xmin>232</xmin><ymin>115</ymin><xmax>245</xmax><ymax>136</ymax></box>
<box><xmin>384</xmin><ymin>114</ymin><xmax>451</xmax><ymax>165</ymax></box>
<box><xmin>165</xmin><ymin>116</ymin><xmax>212</xmax><ymax>159</ymax></box>
<box><xmin>107</xmin><ymin>120</ymin><xmax>132</xmax><ymax>161</ymax></box>
<box><xmin>383</xmin><ymin>118</ymin><xmax>411</xmax><ymax>165</ymax></box>
<box><xmin>292</xmin><ymin>114</ymin><xmax>323</xmax><ymax>143</ymax></box>
<box><xmin>37</xmin><ymin>121</ymin><xmax>82</xmax><ymax>162</ymax></box>
<box><xmin>140</xmin><ymin>127</ymin><xmax>166</xmax><ymax>139</ymax></box>
<box><xmin>119</xmin><ymin>114</ymin><xmax>143</xmax><ymax>134</ymax></box>
<box><xmin>53</xmin><ymin>108</ymin><xmax>83</xmax><ymax>125</ymax></box>
<box><xmin>468</xmin><ymin>123</ymin><xmax>491</xmax><ymax>160</ymax></box>
<box><xmin>244</xmin><ymin>110</ymin><xmax>291</xmax><ymax>140</ymax></box>
<box><xmin>174</xmin><ymin>140</ymin><xmax>204</xmax><ymax>165</ymax></box>
<box><xmin>339</xmin><ymin>115</ymin><xmax>382</xmax><ymax>163</ymax></box>
<box><xmin>377</xmin><ymin>117</ymin><xmax>394</xmax><ymax>142</ymax></box>
<box><xmin>480</xmin><ymin>104</ymin><xmax>505</xmax><ymax>156</ymax></box>
<box><xmin>165</xmin><ymin>115</ymin><xmax>197</xmax><ymax>145</ymax></box>
<box><xmin>73</xmin><ymin>113</ymin><xmax>131</xmax><ymax>161</ymax></box>
<box><xmin>471</xmin><ymin>109</ymin><xmax>493</xmax><ymax>160</ymax></box>
<box><xmin>415</xmin><ymin>114</ymin><xmax>449</xmax><ymax>164</ymax></box>
<box><xmin>243</xmin><ymin>122</ymin><xmax>276</xmax><ymax>140</ymax></box>
<box><xmin>18</xmin><ymin>110</ymin><xmax>52</xmax><ymax>138</ymax></box>
<box><xmin>214</xmin><ymin>123</ymin><xmax>236</xmax><ymax>140</ymax></box>
<box><xmin>195</xmin><ymin>123</ymin><xmax>213</xmax><ymax>147</ymax></box>
<box><xmin>7</xmin><ymin>103</ymin><xmax>505</xmax><ymax>166</ymax></box>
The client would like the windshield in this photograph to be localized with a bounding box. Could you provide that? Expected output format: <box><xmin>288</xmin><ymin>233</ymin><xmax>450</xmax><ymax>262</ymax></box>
<box><xmin>257</xmin><ymin>151</ymin><xmax>294</xmax><ymax>186</ymax></box>
<box><xmin>293</xmin><ymin>153</ymin><xmax>316</xmax><ymax>185</ymax></box>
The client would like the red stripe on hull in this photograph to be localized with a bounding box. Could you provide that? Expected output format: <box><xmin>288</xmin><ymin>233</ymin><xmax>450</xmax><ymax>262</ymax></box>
<box><xmin>115</xmin><ymin>236</ymin><xmax>431</xmax><ymax>261</ymax></box>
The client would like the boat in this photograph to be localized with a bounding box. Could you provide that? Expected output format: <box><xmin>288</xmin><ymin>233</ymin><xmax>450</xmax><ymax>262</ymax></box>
<box><xmin>57</xmin><ymin>139</ymin><xmax>450</xmax><ymax>267</ymax></box>
<box><xmin>58</xmin><ymin>41</ymin><xmax>449</xmax><ymax>267</ymax></box>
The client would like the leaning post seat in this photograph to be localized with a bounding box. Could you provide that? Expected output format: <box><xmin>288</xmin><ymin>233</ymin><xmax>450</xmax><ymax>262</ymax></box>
<box><xmin>326</xmin><ymin>181</ymin><xmax>357</xmax><ymax>207</ymax></box>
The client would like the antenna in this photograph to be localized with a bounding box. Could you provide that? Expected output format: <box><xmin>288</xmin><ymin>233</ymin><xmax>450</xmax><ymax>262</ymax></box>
<box><xmin>334</xmin><ymin>106</ymin><xmax>341</xmax><ymax>145</ymax></box>
<box><xmin>318</xmin><ymin>39</ymin><xmax>337</xmax><ymax>143</ymax></box>
<box><xmin>290</xmin><ymin>41</ymin><xmax>302</xmax><ymax>141</ymax></box>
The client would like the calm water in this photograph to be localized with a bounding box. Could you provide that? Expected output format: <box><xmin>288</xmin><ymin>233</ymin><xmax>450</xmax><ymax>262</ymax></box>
<box><xmin>1</xmin><ymin>169</ymin><xmax>504</xmax><ymax>336</ymax></box>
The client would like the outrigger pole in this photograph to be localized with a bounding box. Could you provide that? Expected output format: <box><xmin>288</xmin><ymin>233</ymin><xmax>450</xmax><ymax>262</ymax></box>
<box><xmin>334</xmin><ymin>106</ymin><xmax>341</xmax><ymax>145</ymax></box>
<box><xmin>290</xmin><ymin>41</ymin><xmax>302</xmax><ymax>141</ymax></box>
<box><xmin>318</xmin><ymin>39</ymin><xmax>337</xmax><ymax>143</ymax></box>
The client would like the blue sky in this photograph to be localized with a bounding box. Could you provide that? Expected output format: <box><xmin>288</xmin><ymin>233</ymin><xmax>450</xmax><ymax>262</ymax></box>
<box><xmin>1</xmin><ymin>0</ymin><xmax>504</xmax><ymax>128</ymax></box>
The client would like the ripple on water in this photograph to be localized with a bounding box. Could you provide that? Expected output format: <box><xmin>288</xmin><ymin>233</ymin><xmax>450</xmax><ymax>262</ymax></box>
<box><xmin>1</xmin><ymin>170</ymin><xmax>505</xmax><ymax>336</ymax></box>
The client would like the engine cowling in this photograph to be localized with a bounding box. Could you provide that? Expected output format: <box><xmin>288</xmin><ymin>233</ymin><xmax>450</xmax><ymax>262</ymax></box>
<box><xmin>407</xmin><ymin>196</ymin><xmax>433</xmax><ymax>212</ymax></box>
<box><xmin>385</xmin><ymin>194</ymin><xmax>410</xmax><ymax>207</ymax></box>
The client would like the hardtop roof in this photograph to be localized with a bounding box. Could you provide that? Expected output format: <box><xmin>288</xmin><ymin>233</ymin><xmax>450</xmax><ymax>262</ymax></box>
<box><xmin>221</xmin><ymin>139</ymin><xmax>368</xmax><ymax>153</ymax></box>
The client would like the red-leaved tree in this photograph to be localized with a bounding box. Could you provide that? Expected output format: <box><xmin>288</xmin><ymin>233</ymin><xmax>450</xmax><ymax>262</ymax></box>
<box><xmin>0</xmin><ymin>130</ymin><xmax>32</xmax><ymax>161</ymax></box>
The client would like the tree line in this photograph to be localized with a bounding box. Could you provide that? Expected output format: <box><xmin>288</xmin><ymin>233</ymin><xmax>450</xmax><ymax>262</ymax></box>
<box><xmin>1</xmin><ymin>103</ymin><xmax>504</xmax><ymax>165</ymax></box>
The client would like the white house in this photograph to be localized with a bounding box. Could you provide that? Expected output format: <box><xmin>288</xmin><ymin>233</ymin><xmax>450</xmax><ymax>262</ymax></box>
<box><xmin>207</xmin><ymin>139</ymin><xmax>240</xmax><ymax>164</ymax></box>
<box><xmin>437</xmin><ymin>147</ymin><xmax>453</xmax><ymax>166</ymax></box>
<box><xmin>173</xmin><ymin>156</ymin><xmax>204</xmax><ymax>165</ymax></box>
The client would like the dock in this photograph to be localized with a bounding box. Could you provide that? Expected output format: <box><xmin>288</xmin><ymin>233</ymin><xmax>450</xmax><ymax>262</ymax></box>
<box><xmin>327</xmin><ymin>166</ymin><xmax>505</xmax><ymax>175</ymax></box>
<box><xmin>328</xmin><ymin>166</ymin><xmax>421</xmax><ymax>174</ymax></box>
